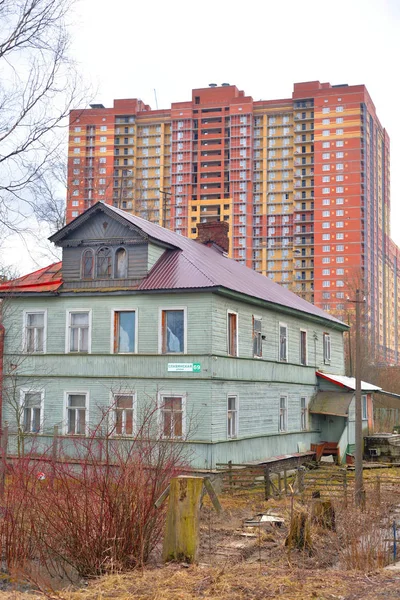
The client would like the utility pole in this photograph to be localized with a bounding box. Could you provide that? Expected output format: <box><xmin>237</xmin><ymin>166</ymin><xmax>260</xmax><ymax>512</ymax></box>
<box><xmin>159</xmin><ymin>189</ymin><xmax>172</xmax><ymax>229</ymax></box>
<box><xmin>348</xmin><ymin>288</ymin><xmax>365</xmax><ymax>506</ymax></box>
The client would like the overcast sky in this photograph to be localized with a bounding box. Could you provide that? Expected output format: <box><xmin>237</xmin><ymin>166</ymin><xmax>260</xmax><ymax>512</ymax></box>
<box><xmin>5</xmin><ymin>0</ymin><xmax>400</xmax><ymax>274</ymax></box>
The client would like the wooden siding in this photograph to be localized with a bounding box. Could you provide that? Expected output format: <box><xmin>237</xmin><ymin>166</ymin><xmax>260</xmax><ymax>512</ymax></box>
<box><xmin>60</xmin><ymin>212</ymin><xmax>145</xmax><ymax>245</ymax></box>
<box><xmin>211</xmin><ymin>294</ymin><xmax>345</xmax><ymax>374</ymax></box>
<box><xmin>147</xmin><ymin>243</ymin><xmax>166</xmax><ymax>271</ymax></box>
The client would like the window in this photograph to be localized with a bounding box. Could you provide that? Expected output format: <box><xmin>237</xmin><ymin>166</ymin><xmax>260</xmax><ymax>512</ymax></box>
<box><xmin>336</xmin><ymin>256</ymin><xmax>344</xmax><ymax>263</ymax></box>
<box><xmin>336</xmin><ymin>198</ymin><xmax>344</xmax><ymax>204</ymax></box>
<box><xmin>160</xmin><ymin>308</ymin><xmax>186</xmax><ymax>353</ymax></box>
<box><xmin>336</xmin><ymin>221</ymin><xmax>344</xmax><ymax>228</ymax></box>
<box><xmin>323</xmin><ymin>333</ymin><xmax>331</xmax><ymax>363</ymax></box>
<box><xmin>24</xmin><ymin>311</ymin><xmax>46</xmax><ymax>353</ymax></box>
<box><xmin>160</xmin><ymin>395</ymin><xmax>185</xmax><ymax>438</ymax></box>
<box><xmin>336</xmin><ymin>129</ymin><xmax>343</xmax><ymax>135</ymax></box>
<box><xmin>322</xmin><ymin>257</ymin><xmax>331</xmax><ymax>264</ymax></box>
<box><xmin>100</xmin><ymin>146</ymin><xmax>106</xmax><ymax>152</ymax></box>
<box><xmin>113</xmin><ymin>311</ymin><xmax>136</xmax><ymax>353</ymax></box>
<box><xmin>115</xmin><ymin>247</ymin><xmax>127</xmax><ymax>278</ymax></box>
<box><xmin>81</xmin><ymin>249</ymin><xmax>94</xmax><ymax>279</ymax></box>
<box><xmin>227</xmin><ymin>395</ymin><xmax>238</xmax><ymax>438</ymax></box>
<box><xmin>336</xmin><ymin>140</ymin><xmax>344</xmax><ymax>147</ymax></box>
<box><xmin>322</xmin><ymin>292</ymin><xmax>331</xmax><ymax>298</ymax></box>
<box><xmin>322</xmin><ymin>176</ymin><xmax>330</xmax><ymax>182</ymax></box>
<box><xmin>322</xmin><ymin>164</ymin><xmax>330</xmax><ymax>171</ymax></box>
<box><xmin>322</xmin><ymin>222</ymin><xmax>330</xmax><ymax>229</ymax></box>
<box><xmin>336</xmin><ymin>209</ymin><xmax>344</xmax><ymax>216</ymax></box>
<box><xmin>322</xmin><ymin>234</ymin><xmax>330</xmax><ymax>240</ymax></box>
<box><xmin>74</xmin><ymin>126</ymin><xmax>81</xmax><ymax>132</ymax></box>
<box><xmin>336</xmin><ymin>163</ymin><xmax>344</xmax><ymax>170</ymax></box>
<box><xmin>322</xmin><ymin>269</ymin><xmax>330</xmax><ymax>275</ymax></box>
<box><xmin>322</xmin><ymin>141</ymin><xmax>330</xmax><ymax>148</ymax></box>
<box><xmin>322</xmin><ymin>245</ymin><xmax>330</xmax><ymax>252</ymax></box>
<box><xmin>96</xmin><ymin>247</ymin><xmax>112</xmax><ymax>278</ymax></box>
<box><xmin>336</xmin><ymin>175</ymin><xmax>344</xmax><ymax>181</ymax></box>
<box><xmin>336</xmin><ymin>117</ymin><xmax>343</xmax><ymax>124</ymax></box>
<box><xmin>362</xmin><ymin>395</ymin><xmax>368</xmax><ymax>420</ymax></box>
<box><xmin>301</xmin><ymin>397</ymin><xmax>308</xmax><ymax>430</ymax></box>
<box><xmin>322</xmin><ymin>130</ymin><xmax>330</xmax><ymax>136</ymax></box>
<box><xmin>252</xmin><ymin>316</ymin><xmax>262</xmax><ymax>357</ymax></box>
<box><xmin>322</xmin><ymin>187</ymin><xmax>330</xmax><ymax>194</ymax></box>
<box><xmin>279</xmin><ymin>323</ymin><xmax>288</xmax><ymax>362</ymax></box>
<box><xmin>67</xmin><ymin>311</ymin><xmax>90</xmax><ymax>353</ymax></box>
<box><xmin>336</xmin><ymin>244</ymin><xmax>344</xmax><ymax>251</ymax></box>
<box><xmin>227</xmin><ymin>311</ymin><xmax>238</xmax><ymax>357</ymax></box>
<box><xmin>322</xmin><ymin>118</ymin><xmax>330</xmax><ymax>125</ymax></box>
<box><xmin>66</xmin><ymin>393</ymin><xmax>87</xmax><ymax>435</ymax></box>
<box><xmin>74</xmin><ymin>137</ymin><xmax>80</xmax><ymax>143</ymax></box>
<box><xmin>322</xmin><ymin>153</ymin><xmax>330</xmax><ymax>160</ymax></box>
<box><xmin>300</xmin><ymin>330</ymin><xmax>307</xmax><ymax>366</ymax></box>
<box><xmin>336</xmin><ymin>268</ymin><xmax>344</xmax><ymax>275</ymax></box>
<box><xmin>100</xmin><ymin>136</ymin><xmax>107</xmax><ymax>142</ymax></box>
<box><xmin>72</xmin><ymin>211</ymin><xmax>78</xmax><ymax>217</ymax></box>
<box><xmin>113</xmin><ymin>394</ymin><xmax>135</xmax><ymax>435</ymax></box>
<box><xmin>100</xmin><ymin>125</ymin><xmax>107</xmax><ymax>131</ymax></box>
<box><xmin>336</xmin><ymin>233</ymin><xmax>344</xmax><ymax>240</ymax></box>
<box><xmin>73</xmin><ymin>158</ymin><xmax>80</xmax><ymax>164</ymax></box>
<box><xmin>322</xmin><ymin>107</ymin><xmax>330</xmax><ymax>114</ymax></box>
<box><xmin>322</xmin><ymin>210</ymin><xmax>330</xmax><ymax>217</ymax></box>
<box><xmin>72</xmin><ymin>190</ymin><xmax>79</xmax><ymax>196</ymax></box>
<box><xmin>336</xmin><ymin>187</ymin><xmax>344</xmax><ymax>193</ymax></box>
<box><xmin>322</xmin><ymin>199</ymin><xmax>330</xmax><ymax>205</ymax></box>
<box><xmin>336</xmin><ymin>106</ymin><xmax>344</xmax><ymax>112</ymax></box>
<box><xmin>21</xmin><ymin>390</ymin><xmax>43</xmax><ymax>433</ymax></box>
<box><xmin>323</xmin><ymin>281</ymin><xmax>330</xmax><ymax>287</ymax></box>
<box><xmin>337</xmin><ymin>280</ymin><xmax>344</xmax><ymax>287</ymax></box>
<box><xmin>336</xmin><ymin>152</ymin><xmax>344</xmax><ymax>158</ymax></box>
<box><xmin>279</xmin><ymin>396</ymin><xmax>287</xmax><ymax>432</ymax></box>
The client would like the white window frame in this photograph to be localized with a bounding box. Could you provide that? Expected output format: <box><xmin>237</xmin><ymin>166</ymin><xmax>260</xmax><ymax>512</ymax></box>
<box><xmin>111</xmin><ymin>309</ymin><xmax>138</xmax><ymax>354</ymax></box>
<box><xmin>64</xmin><ymin>391</ymin><xmax>89</xmax><ymax>435</ymax></box>
<box><xmin>227</xmin><ymin>310</ymin><xmax>239</xmax><ymax>357</ymax></box>
<box><xmin>301</xmin><ymin>397</ymin><xmax>308</xmax><ymax>430</ymax></box>
<box><xmin>111</xmin><ymin>391</ymin><xmax>137</xmax><ymax>436</ymax></box>
<box><xmin>279</xmin><ymin>395</ymin><xmax>288</xmax><ymax>432</ymax></box>
<box><xmin>158</xmin><ymin>306</ymin><xmax>187</xmax><ymax>354</ymax></box>
<box><xmin>300</xmin><ymin>329</ymin><xmax>307</xmax><ymax>366</ymax></box>
<box><xmin>227</xmin><ymin>394</ymin><xmax>238</xmax><ymax>439</ymax></box>
<box><xmin>23</xmin><ymin>309</ymin><xmax>47</xmax><ymax>353</ymax></box>
<box><xmin>158</xmin><ymin>392</ymin><xmax>186</xmax><ymax>439</ymax></box>
<box><xmin>362</xmin><ymin>394</ymin><xmax>368</xmax><ymax>420</ymax></box>
<box><xmin>65</xmin><ymin>309</ymin><xmax>92</xmax><ymax>354</ymax></box>
<box><xmin>20</xmin><ymin>389</ymin><xmax>44</xmax><ymax>433</ymax></box>
<box><xmin>279</xmin><ymin>322</ymin><xmax>288</xmax><ymax>362</ymax></box>
<box><xmin>252</xmin><ymin>315</ymin><xmax>262</xmax><ymax>358</ymax></box>
<box><xmin>323</xmin><ymin>333</ymin><xmax>331</xmax><ymax>364</ymax></box>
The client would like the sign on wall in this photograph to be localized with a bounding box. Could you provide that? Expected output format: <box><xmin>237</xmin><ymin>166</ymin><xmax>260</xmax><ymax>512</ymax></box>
<box><xmin>167</xmin><ymin>363</ymin><xmax>201</xmax><ymax>373</ymax></box>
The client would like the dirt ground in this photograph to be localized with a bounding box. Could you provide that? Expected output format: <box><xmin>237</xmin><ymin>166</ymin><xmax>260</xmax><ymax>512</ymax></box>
<box><xmin>2</xmin><ymin>466</ymin><xmax>400</xmax><ymax>599</ymax></box>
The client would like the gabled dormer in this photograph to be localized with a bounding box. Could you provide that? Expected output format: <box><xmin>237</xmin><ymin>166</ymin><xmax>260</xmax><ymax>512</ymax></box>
<box><xmin>49</xmin><ymin>203</ymin><xmax>175</xmax><ymax>290</ymax></box>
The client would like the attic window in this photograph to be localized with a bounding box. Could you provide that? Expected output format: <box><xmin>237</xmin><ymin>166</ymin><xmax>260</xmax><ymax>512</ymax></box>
<box><xmin>82</xmin><ymin>249</ymin><xmax>94</xmax><ymax>279</ymax></box>
<box><xmin>115</xmin><ymin>248</ymin><xmax>127</xmax><ymax>278</ymax></box>
<box><xmin>97</xmin><ymin>247</ymin><xmax>112</xmax><ymax>278</ymax></box>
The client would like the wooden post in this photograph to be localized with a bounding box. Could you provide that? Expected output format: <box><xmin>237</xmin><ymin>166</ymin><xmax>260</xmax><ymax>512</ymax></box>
<box><xmin>264</xmin><ymin>466</ymin><xmax>271</xmax><ymax>500</ymax></box>
<box><xmin>163</xmin><ymin>476</ymin><xmax>204</xmax><ymax>563</ymax></box>
<box><xmin>297</xmin><ymin>466</ymin><xmax>305</xmax><ymax>495</ymax></box>
<box><xmin>0</xmin><ymin>423</ymin><xmax>8</xmax><ymax>498</ymax></box>
<box><xmin>228</xmin><ymin>460</ymin><xmax>233</xmax><ymax>490</ymax></box>
<box><xmin>375</xmin><ymin>475</ymin><xmax>381</xmax><ymax>505</ymax></box>
<box><xmin>284</xmin><ymin>469</ymin><xmax>288</xmax><ymax>495</ymax></box>
<box><xmin>277</xmin><ymin>471</ymin><xmax>282</xmax><ymax>494</ymax></box>
<box><xmin>342</xmin><ymin>468</ymin><xmax>348</xmax><ymax>507</ymax></box>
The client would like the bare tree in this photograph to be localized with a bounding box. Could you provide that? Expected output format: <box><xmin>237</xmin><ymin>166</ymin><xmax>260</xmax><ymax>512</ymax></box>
<box><xmin>0</xmin><ymin>0</ymin><xmax>88</xmax><ymax>237</ymax></box>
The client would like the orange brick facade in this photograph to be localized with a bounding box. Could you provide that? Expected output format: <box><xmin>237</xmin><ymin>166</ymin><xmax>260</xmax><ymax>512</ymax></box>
<box><xmin>66</xmin><ymin>81</ymin><xmax>397</xmax><ymax>363</ymax></box>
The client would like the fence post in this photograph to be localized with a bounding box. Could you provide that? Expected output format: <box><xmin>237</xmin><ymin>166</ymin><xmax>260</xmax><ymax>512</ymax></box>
<box><xmin>284</xmin><ymin>469</ymin><xmax>288</xmax><ymax>495</ymax></box>
<box><xmin>264</xmin><ymin>467</ymin><xmax>271</xmax><ymax>500</ymax></box>
<box><xmin>0</xmin><ymin>423</ymin><xmax>8</xmax><ymax>499</ymax></box>
<box><xmin>375</xmin><ymin>475</ymin><xmax>381</xmax><ymax>505</ymax></box>
<box><xmin>297</xmin><ymin>466</ymin><xmax>305</xmax><ymax>496</ymax></box>
<box><xmin>394</xmin><ymin>521</ymin><xmax>397</xmax><ymax>563</ymax></box>
<box><xmin>342</xmin><ymin>468</ymin><xmax>348</xmax><ymax>507</ymax></box>
<box><xmin>228</xmin><ymin>460</ymin><xmax>233</xmax><ymax>491</ymax></box>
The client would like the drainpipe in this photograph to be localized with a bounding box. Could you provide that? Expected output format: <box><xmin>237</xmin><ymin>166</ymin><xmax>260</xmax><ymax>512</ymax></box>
<box><xmin>0</xmin><ymin>322</ymin><xmax>4</xmax><ymax>431</ymax></box>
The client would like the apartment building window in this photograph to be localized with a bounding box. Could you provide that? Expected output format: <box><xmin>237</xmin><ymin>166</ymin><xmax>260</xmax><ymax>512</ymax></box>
<box><xmin>322</xmin><ymin>222</ymin><xmax>330</xmax><ymax>229</ymax></box>
<box><xmin>322</xmin><ymin>153</ymin><xmax>330</xmax><ymax>159</ymax></box>
<box><xmin>21</xmin><ymin>390</ymin><xmax>43</xmax><ymax>433</ymax></box>
<box><xmin>322</xmin><ymin>234</ymin><xmax>330</xmax><ymax>241</ymax></box>
<box><xmin>322</xmin><ymin>257</ymin><xmax>331</xmax><ymax>264</ymax></box>
<box><xmin>337</xmin><ymin>292</ymin><xmax>345</xmax><ymax>298</ymax></box>
<box><xmin>72</xmin><ymin>201</ymin><xmax>79</xmax><ymax>207</ymax></box>
<box><xmin>100</xmin><ymin>136</ymin><xmax>107</xmax><ymax>143</ymax></box>
<box><xmin>72</xmin><ymin>211</ymin><xmax>78</xmax><ymax>217</ymax></box>
<box><xmin>323</xmin><ymin>245</ymin><xmax>330</xmax><ymax>252</ymax></box>
<box><xmin>74</xmin><ymin>126</ymin><xmax>81</xmax><ymax>132</ymax></box>
<box><xmin>322</xmin><ymin>281</ymin><xmax>330</xmax><ymax>287</ymax></box>
<box><xmin>279</xmin><ymin>396</ymin><xmax>288</xmax><ymax>432</ymax></box>
<box><xmin>336</xmin><ymin>140</ymin><xmax>344</xmax><ymax>147</ymax></box>
<box><xmin>279</xmin><ymin>323</ymin><xmax>288</xmax><ymax>362</ymax></box>
<box><xmin>300</xmin><ymin>330</ymin><xmax>307</xmax><ymax>366</ymax></box>
<box><xmin>160</xmin><ymin>394</ymin><xmax>185</xmax><ymax>439</ymax></box>
<box><xmin>336</xmin><ymin>175</ymin><xmax>344</xmax><ymax>181</ymax></box>
<box><xmin>253</xmin><ymin>316</ymin><xmax>262</xmax><ymax>358</ymax></box>
<box><xmin>336</xmin><ymin>245</ymin><xmax>344</xmax><ymax>251</ymax></box>
<box><xmin>322</xmin><ymin>187</ymin><xmax>330</xmax><ymax>194</ymax></box>
<box><xmin>322</xmin><ymin>107</ymin><xmax>330</xmax><ymax>114</ymax></box>
<box><xmin>66</xmin><ymin>393</ymin><xmax>87</xmax><ymax>435</ymax></box>
<box><xmin>336</xmin><ymin>152</ymin><xmax>344</xmax><ymax>158</ymax></box>
<box><xmin>323</xmin><ymin>333</ymin><xmax>331</xmax><ymax>363</ymax></box>
<box><xmin>160</xmin><ymin>308</ymin><xmax>186</xmax><ymax>353</ymax></box>
<box><xmin>67</xmin><ymin>311</ymin><xmax>91</xmax><ymax>353</ymax></box>
<box><xmin>336</xmin><ymin>117</ymin><xmax>343</xmax><ymax>124</ymax></box>
<box><xmin>336</xmin><ymin>129</ymin><xmax>343</xmax><ymax>135</ymax></box>
<box><xmin>322</xmin><ymin>210</ymin><xmax>330</xmax><ymax>217</ymax></box>
<box><xmin>113</xmin><ymin>393</ymin><xmax>135</xmax><ymax>435</ymax></box>
<box><xmin>100</xmin><ymin>125</ymin><xmax>107</xmax><ymax>131</ymax></box>
<box><xmin>24</xmin><ymin>311</ymin><xmax>46</xmax><ymax>353</ymax></box>
<box><xmin>336</xmin><ymin>209</ymin><xmax>344</xmax><ymax>216</ymax></box>
<box><xmin>336</xmin><ymin>269</ymin><xmax>344</xmax><ymax>275</ymax></box>
<box><xmin>100</xmin><ymin>147</ymin><xmax>106</xmax><ymax>152</ymax></box>
<box><xmin>336</xmin><ymin>198</ymin><xmax>344</xmax><ymax>204</ymax></box>
<box><xmin>336</xmin><ymin>221</ymin><xmax>344</xmax><ymax>228</ymax></box>
<box><xmin>337</xmin><ymin>281</ymin><xmax>344</xmax><ymax>287</ymax></box>
<box><xmin>73</xmin><ymin>148</ymin><xmax>80</xmax><ymax>154</ymax></box>
<box><xmin>322</xmin><ymin>176</ymin><xmax>330</xmax><ymax>182</ymax></box>
<box><xmin>227</xmin><ymin>311</ymin><xmax>238</xmax><ymax>357</ymax></box>
<box><xmin>336</xmin><ymin>163</ymin><xmax>344</xmax><ymax>170</ymax></box>
<box><xmin>322</xmin><ymin>269</ymin><xmax>330</xmax><ymax>275</ymax></box>
<box><xmin>322</xmin><ymin>199</ymin><xmax>330</xmax><ymax>205</ymax></box>
<box><xmin>322</xmin><ymin>292</ymin><xmax>331</xmax><ymax>298</ymax></box>
<box><xmin>301</xmin><ymin>397</ymin><xmax>308</xmax><ymax>430</ymax></box>
<box><xmin>336</xmin><ymin>256</ymin><xmax>344</xmax><ymax>263</ymax></box>
<box><xmin>322</xmin><ymin>118</ymin><xmax>330</xmax><ymax>125</ymax></box>
<box><xmin>322</xmin><ymin>164</ymin><xmax>330</xmax><ymax>171</ymax></box>
<box><xmin>322</xmin><ymin>141</ymin><xmax>330</xmax><ymax>148</ymax></box>
<box><xmin>336</xmin><ymin>187</ymin><xmax>344</xmax><ymax>193</ymax></box>
<box><xmin>322</xmin><ymin>130</ymin><xmax>330</xmax><ymax>136</ymax></box>
<box><xmin>336</xmin><ymin>106</ymin><xmax>344</xmax><ymax>112</ymax></box>
<box><xmin>113</xmin><ymin>310</ymin><xmax>136</xmax><ymax>353</ymax></box>
<box><xmin>227</xmin><ymin>396</ymin><xmax>238</xmax><ymax>438</ymax></box>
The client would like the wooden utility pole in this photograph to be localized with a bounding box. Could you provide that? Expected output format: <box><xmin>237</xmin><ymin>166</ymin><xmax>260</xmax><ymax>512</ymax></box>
<box><xmin>354</xmin><ymin>288</ymin><xmax>364</xmax><ymax>506</ymax></box>
<box><xmin>159</xmin><ymin>189</ymin><xmax>172</xmax><ymax>229</ymax></box>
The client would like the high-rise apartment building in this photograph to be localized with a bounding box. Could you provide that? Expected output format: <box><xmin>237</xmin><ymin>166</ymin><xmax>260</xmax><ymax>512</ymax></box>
<box><xmin>67</xmin><ymin>81</ymin><xmax>397</xmax><ymax>363</ymax></box>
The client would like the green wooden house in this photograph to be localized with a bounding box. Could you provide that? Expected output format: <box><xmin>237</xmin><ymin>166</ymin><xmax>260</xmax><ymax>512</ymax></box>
<box><xmin>0</xmin><ymin>202</ymin><xmax>365</xmax><ymax>468</ymax></box>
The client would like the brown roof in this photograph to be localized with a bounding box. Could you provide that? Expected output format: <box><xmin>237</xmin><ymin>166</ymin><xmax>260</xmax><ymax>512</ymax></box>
<box><xmin>4</xmin><ymin>203</ymin><xmax>346</xmax><ymax>328</ymax></box>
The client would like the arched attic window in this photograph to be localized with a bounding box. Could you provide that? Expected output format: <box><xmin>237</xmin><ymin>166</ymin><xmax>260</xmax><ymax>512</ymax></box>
<box><xmin>96</xmin><ymin>247</ymin><xmax>112</xmax><ymax>278</ymax></box>
<box><xmin>81</xmin><ymin>249</ymin><xmax>94</xmax><ymax>279</ymax></box>
<box><xmin>115</xmin><ymin>247</ymin><xmax>128</xmax><ymax>279</ymax></box>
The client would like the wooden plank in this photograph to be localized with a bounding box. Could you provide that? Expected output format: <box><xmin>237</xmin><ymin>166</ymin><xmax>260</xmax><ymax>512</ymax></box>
<box><xmin>204</xmin><ymin>478</ymin><xmax>222</xmax><ymax>514</ymax></box>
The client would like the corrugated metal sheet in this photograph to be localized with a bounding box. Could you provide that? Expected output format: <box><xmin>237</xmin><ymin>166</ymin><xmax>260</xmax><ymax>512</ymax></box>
<box><xmin>309</xmin><ymin>391</ymin><xmax>353</xmax><ymax>417</ymax></box>
<box><xmin>0</xmin><ymin>262</ymin><xmax>62</xmax><ymax>293</ymax></box>
<box><xmin>316</xmin><ymin>371</ymin><xmax>381</xmax><ymax>391</ymax></box>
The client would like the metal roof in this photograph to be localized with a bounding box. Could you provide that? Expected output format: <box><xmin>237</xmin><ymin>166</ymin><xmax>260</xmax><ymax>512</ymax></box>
<box><xmin>2</xmin><ymin>202</ymin><xmax>346</xmax><ymax>327</ymax></box>
<box><xmin>0</xmin><ymin>263</ymin><xmax>62</xmax><ymax>293</ymax></box>
<box><xmin>316</xmin><ymin>371</ymin><xmax>381</xmax><ymax>392</ymax></box>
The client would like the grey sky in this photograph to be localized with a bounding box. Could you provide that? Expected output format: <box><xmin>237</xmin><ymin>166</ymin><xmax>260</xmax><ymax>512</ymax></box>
<box><xmin>5</xmin><ymin>0</ymin><xmax>400</xmax><ymax>273</ymax></box>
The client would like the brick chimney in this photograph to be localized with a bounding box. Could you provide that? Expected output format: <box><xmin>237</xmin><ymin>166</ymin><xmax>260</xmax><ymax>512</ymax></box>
<box><xmin>196</xmin><ymin>221</ymin><xmax>229</xmax><ymax>254</ymax></box>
